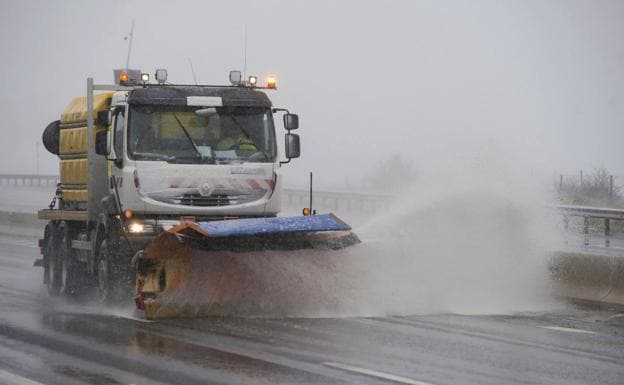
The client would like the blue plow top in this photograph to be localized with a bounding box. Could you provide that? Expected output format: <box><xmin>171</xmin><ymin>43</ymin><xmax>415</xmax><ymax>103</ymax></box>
<box><xmin>195</xmin><ymin>213</ymin><xmax>351</xmax><ymax>238</ymax></box>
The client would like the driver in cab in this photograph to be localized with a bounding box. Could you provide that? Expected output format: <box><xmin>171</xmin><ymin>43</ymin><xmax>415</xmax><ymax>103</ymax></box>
<box><xmin>214</xmin><ymin>119</ymin><xmax>257</xmax><ymax>152</ymax></box>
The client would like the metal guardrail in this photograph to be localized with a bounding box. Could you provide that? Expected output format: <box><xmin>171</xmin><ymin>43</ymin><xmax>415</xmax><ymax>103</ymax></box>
<box><xmin>2</xmin><ymin>174</ymin><xmax>624</xmax><ymax>235</ymax></box>
<box><xmin>282</xmin><ymin>188</ymin><xmax>389</xmax><ymax>213</ymax></box>
<box><xmin>556</xmin><ymin>204</ymin><xmax>624</xmax><ymax>247</ymax></box>
<box><xmin>0</xmin><ymin>174</ymin><xmax>59</xmax><ymax>187</ymax></box>
<box><xmin>556</xmin><ymin>204</ymin><xmax>624</xmax><ymax>220</ymax></box>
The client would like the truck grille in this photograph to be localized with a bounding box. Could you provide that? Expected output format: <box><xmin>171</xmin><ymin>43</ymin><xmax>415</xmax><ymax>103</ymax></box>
<box><xmin>148</xmin><ymin>190</ymin><xmax>266</xmax><ymax>207</ymax></box>
<box><xmin>180</xmin><ymin>193</ymin><xmax>230</xmax><ymax>207</ymax></box>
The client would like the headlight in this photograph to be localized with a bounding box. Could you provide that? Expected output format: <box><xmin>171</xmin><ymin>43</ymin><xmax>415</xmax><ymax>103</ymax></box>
<box><xmin>128</xmin><ymin>223</ymin><xmax>144</xmax><ymax>233</ymax></box>
<box><xmin>126</xmin><ymin>221</ymin><xmax>156</xmax><ymax>234</ymax></box>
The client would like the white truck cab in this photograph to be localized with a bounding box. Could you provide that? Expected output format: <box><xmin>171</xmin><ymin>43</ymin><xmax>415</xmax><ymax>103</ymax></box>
<box><xmin>95</xmin><ymin>72</ymin><xmax>301</xmax><ymax>235</ymax></box>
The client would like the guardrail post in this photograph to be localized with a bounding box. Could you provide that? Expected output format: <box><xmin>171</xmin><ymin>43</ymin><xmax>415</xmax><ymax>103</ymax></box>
<box><xmin>609</xmin><ymin>175</ymin><xmax>614</xmax><ymax>201</ymax></box>
<box><xmin>583</xmin><ymin>216</ymin><xmax>589</xmax><ymax>246</ymax></box>
<box><xmin>605</xmin><ymin>218</ymin><xmax>610</xmax><ymax>247</ymax></box>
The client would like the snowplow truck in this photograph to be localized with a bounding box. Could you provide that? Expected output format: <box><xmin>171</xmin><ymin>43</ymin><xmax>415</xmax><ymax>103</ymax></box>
<box><xmin>37</xmin><ymin>69</ymin><xmax>360</xmax><ymax>319</ymax></box>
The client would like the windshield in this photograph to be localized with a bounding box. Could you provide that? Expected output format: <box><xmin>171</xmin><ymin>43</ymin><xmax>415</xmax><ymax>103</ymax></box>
<box><xmin>128</xmin><ymin>105</ymin><xmax>276</xmax><ymax>163</ymax></box>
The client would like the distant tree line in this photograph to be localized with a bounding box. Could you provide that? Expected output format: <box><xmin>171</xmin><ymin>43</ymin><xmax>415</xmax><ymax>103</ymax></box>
<box><xmin>361</xmin><ymin>155</ymin><xmax>418</xmax><ymax>193</ymax></box>
<box><xmin>556</xmin><ymin>168</ymin><xmax>622</xmax><ymax>207</ymax></box>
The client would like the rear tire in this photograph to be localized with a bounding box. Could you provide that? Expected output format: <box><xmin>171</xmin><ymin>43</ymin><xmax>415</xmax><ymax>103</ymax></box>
<box><xmin>59</xmin><ymin>225</ymin><xmax>87</xmax><ymax>297</ymax></box>
<box><xmin>45</xmin><ymin>223</ymin><xmax>61</xmax><ymax>295</ymax></box>
<box><xmin>48</xmin><ymin>223</ymin><xmax>86</xmax><ymax>298</ymax></box>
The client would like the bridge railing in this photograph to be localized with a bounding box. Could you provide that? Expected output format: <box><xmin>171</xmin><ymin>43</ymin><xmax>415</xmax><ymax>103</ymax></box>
<box><xmin>282</xmin><ymin>188</ymin><xmax>390</xmax><ymax>213</ymax></box>
<box><xmin>0</xmin><ymin>174</ymin><xmax>59</xmax><ymax>188</ymax></box>
<box><xmin>2</xmin><ymin>174</ymin><xmax>624</xmax><ymax>245</ymax></box>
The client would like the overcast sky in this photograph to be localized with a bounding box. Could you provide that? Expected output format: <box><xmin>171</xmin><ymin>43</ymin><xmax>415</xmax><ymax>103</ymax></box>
<box><xmin>1</xmin><ymin>0</ymin><xmax>623</xmax><ymax>188</ymax></box>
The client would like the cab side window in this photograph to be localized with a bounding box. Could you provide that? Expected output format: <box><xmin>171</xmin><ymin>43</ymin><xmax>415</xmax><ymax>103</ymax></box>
<box><xmin>113</xmin><ymin>109</ymin><xmax>125</xmax><ymax>162</ymax></box>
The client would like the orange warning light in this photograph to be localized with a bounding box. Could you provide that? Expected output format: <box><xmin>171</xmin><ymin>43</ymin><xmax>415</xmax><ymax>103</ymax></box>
<box><xmin>267</xmin><ymin>76</ymin><xmax>277</xmax><ymax>89</ymax></box>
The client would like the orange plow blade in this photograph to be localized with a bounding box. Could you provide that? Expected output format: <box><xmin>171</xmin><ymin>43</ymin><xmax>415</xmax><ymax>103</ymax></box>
<box><xmin>133</xmin><ymin>214</ymin><xmax>360</xmax><ymax>319</ymax></box>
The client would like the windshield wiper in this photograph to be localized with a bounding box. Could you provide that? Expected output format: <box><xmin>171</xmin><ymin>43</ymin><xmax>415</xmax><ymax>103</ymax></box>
<box><xmin>133</xmin><ymin>152</ymin><xmax>173</xmax><ymax>161</ymax></box>
<box><xmin>172</xmin><ymin>113</ymin><xmax>204</xmax><ymax>160</ymax></box>
<box><xmin>168</xmin><ymin>156</ymin><xmax>215</xmax><ymax>164</ymax></box>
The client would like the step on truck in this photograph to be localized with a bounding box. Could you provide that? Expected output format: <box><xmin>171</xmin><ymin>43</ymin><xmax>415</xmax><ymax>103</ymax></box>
<box><xmin>37</xmin><ymin>69</ymin><xmax>360</xmax><ymax>318</ymax></box>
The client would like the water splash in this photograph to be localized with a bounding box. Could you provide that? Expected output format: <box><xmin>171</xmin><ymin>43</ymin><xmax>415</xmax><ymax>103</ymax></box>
<box><xmin>154</xmin><ymin>156</ymin><xmax>564</xmax><ymax>318</ymax></box>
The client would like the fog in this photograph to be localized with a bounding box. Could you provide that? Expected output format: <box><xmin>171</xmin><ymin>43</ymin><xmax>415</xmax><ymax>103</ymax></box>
<box><xmin>150</xmin><ymin>155</ymin><xmax>561</xmax><ymax>317</ymax></box>
<box><xmin>0</xmin><ymin>1</ymin><xmax>621</xmax><ymax>316</ymax></box>
<box><xmin>1</xmin><ymin>0</ymin><xmax>624</xmax><ymax>188</ymax></box>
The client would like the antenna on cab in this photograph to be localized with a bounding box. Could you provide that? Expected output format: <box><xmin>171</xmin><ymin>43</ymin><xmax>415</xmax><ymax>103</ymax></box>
<box><xmin>188</xmin><ymin>58</ymin><xmax>198</xmax><ymax>85</ymax></box>
<box><xmin>243</xmin><ymin>24</ymin><xmax>248</xmax><ymax>79</ymax></box>
<box><xmin>124</xmin><ymin>19</ymin><xmax>135</xmax><ymax>71</ymax></box>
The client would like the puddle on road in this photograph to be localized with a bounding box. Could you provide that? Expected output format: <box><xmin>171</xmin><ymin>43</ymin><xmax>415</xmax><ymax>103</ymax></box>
<box><xmin>54</xmin><ymin>366</ymin><xmax>125</xmax><ymax>385</ymax></box>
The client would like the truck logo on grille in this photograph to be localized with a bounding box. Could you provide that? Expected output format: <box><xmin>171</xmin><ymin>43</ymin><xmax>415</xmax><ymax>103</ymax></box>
<box><xmin>198</xmin><ymin>182</ymin><xmax>213</xmax><ymax>197</ymax></box>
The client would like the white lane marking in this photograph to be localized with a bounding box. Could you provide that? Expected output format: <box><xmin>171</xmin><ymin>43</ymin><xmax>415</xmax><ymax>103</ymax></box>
<box><xmin>540</xmin><ymin>326</ymin><xmax>596</xmax><ymax>334</ymax></box>
<box><xmin>113</xmin><ymin>314</ymin><xmax>154</xmax><ymax>323</ymax></box>
<box><xmin>323</xmin><ymin>362</ymin><xmax>434</xmax><ymax>385</ymax></box>
<box><xmin>0</xmin><ymin>369</ymin><xmax>47</xmax><ymax>385</ymax></box>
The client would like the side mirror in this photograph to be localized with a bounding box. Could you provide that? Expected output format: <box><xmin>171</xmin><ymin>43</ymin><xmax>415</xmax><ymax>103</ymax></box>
<box><xmin>95</xmin><ymin>130</ymin><xmax>109</xmax><ymax>156</ymax></box>
<box><xmin>96</xmin><ymin>109</ymin><xmax>112</xmax><ymax>126</ymax></box>
<box><xmin>284</xmin><ymin>114</ymin><xmax>299</xmax><ymax>130</ymax></box>
<box><xmin>285</xmin><ymin>133</ymin><xmax>300</xmax><ymax>159</ymax></box>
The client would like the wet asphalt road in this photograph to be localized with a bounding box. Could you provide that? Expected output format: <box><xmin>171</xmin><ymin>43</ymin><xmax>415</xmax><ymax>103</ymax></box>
<box><xmin>1</xmin><ymin>235</ymin><xmax>624</xmax><ymax>385</ymax></box>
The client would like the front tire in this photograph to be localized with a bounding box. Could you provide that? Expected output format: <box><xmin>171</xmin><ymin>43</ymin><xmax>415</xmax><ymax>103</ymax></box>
<box><xmin>97</xmin><ymin>239</ymin><xmax>133</xmax><ymax>305</ymax></box>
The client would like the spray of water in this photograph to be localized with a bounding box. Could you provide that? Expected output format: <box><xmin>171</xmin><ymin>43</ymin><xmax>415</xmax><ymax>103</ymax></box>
<box><xmin>155</xmin><ymin>154</ymin><xmax>564</xmax><ymax>318</ymax></box>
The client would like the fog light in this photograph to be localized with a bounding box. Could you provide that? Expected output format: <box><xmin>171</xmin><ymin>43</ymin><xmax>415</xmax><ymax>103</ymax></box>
<box><xmin>128</xmin><ymin>223</ymin><xmax>144</xmax><ymax>233</ymax></box>
<box><xmin>140</xmin><ymin>73</ymin><xmax>149</xmax><ymax>84</ymax></box>
<box><xmin>155</xmin><ymin>69</ymin><xmax>167</xmax><ymax>84</ymax></box>
<box><xmin>229</xmin><ymin>70</ymin><xmax>242</xmax><ymax>85</ymax></box>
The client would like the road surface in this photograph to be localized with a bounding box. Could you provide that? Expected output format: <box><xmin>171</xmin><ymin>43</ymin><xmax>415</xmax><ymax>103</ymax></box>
<box><xmin>0</xmin><ymin>234</ymin><xmax>623</xmax><ymax>385</ymax></box>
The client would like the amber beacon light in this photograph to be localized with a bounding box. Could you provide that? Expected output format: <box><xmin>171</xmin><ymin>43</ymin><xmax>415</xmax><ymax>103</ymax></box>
<box><xmin>267</xmin><ymin>75</ymin><xmax>277</xmax><ymax>89</ymax></box>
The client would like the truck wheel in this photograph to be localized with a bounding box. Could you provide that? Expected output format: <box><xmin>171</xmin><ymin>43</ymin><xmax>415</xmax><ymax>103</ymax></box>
<box><xmin>58</xmin><ymin>224</ymin><xmax>86</xmax><ymax>298</ymax></box>
<box><xmin>97</xmin><ymin>240</ymin><xmax>112</xmax><ymax>303</ymax></box>
<box><xmin>49</xmin><ymin>223</ymin><xmax>85</xmax><ymax>297</ymax></box>
<box><xmin>45</xmin><ymin>224</ymin><xmax>61</xmax><ymax>295</ymax></box>
<box><xmin>97</xmin><ymin>240</ymin><xmax>132</xmax><ymax>305</ymax></box>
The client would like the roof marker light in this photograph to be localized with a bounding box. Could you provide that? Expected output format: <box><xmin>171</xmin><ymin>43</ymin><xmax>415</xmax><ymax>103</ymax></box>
<box><xmin>267</xmin><ymin>75</ymin><xmax>277</xmax><ymax>89</ymax></box>
<box><xmin>248</xmin><ymin>75</ymin><xmax>258</xmax><ymax>87</ymax></box>
<box><xmin>119</xmin><ymin>72</ymin><xmax>129</xmax><ymax>84</ymax></box>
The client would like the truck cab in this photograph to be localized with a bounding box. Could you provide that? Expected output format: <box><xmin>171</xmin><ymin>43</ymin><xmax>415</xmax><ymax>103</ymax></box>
<box><xmin>39</xmin><ymin>70</ymin><xmax>301</xmax><ymax>302</ymax></box>
<box><xmin>102</xmin><ymin>85</ymin><xmax>295</xmax><ymax>236</ymax></box>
